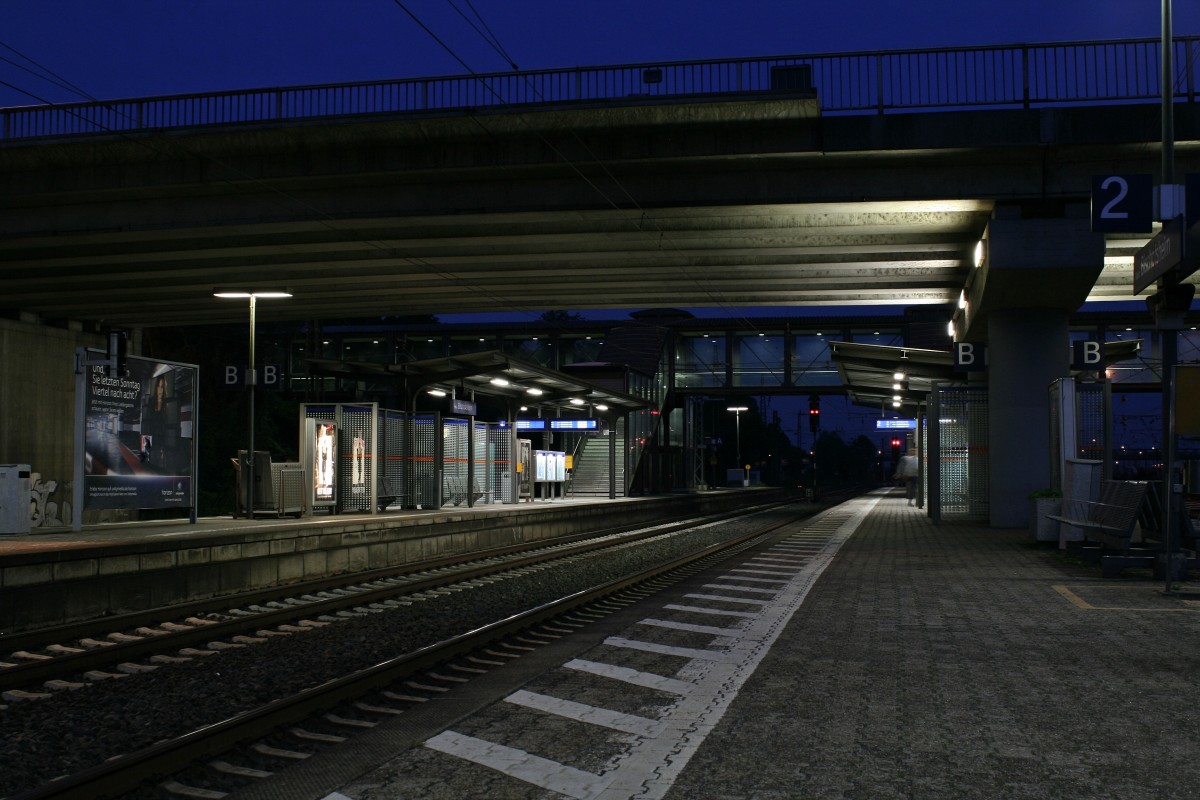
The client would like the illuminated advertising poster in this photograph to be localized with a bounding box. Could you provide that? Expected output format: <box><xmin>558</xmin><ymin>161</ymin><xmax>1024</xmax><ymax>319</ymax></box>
<box><xmin>84</xmin><ymin>354</ymin><xmax>197</xmax><ymax>510</ymax></box>
<box><xmin>309</xmin><ymin>420</ymin><xmax>338</xmax><ymax>507</ymax></box>
<box><xmin>534</xmin><ymin>450</ymin><xmax>567</xmax><ymax>482</ymax></box>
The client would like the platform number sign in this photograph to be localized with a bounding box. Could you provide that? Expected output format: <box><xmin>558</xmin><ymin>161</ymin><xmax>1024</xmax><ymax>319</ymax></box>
<box><xmin>1091</xmin><ymin>174</ymin><xmax>1153</xmax><ymax>233</ymax></box>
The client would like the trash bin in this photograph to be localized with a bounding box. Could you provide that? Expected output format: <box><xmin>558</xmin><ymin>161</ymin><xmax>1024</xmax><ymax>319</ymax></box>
<box><xmin>233</xmin><ymin>450</ymin><xmax>272</xmax><ymax>517</ymax></box>
<box><xmin>0</xmin><ymin>464</ymin><xmax>32</xmax><ymax>535</ymax></box>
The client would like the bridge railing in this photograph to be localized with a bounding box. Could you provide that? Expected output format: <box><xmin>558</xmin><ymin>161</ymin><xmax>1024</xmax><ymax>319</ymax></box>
<box><xmin>2</xmin><ymin>36</ymin><xmax>1196</xmax><ymax>141</ymax></box>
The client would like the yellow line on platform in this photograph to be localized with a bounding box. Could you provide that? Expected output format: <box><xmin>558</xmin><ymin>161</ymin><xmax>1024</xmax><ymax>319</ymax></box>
<box><xmin>1052</xmin><ymin>584</ymin><xmax>1198</xmax><ymax>612</ymax></box>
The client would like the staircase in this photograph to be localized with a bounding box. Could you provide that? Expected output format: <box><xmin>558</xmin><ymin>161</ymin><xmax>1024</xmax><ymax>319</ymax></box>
<box><xmin>568</xmin><ymin>427</ymin><xmax>626</xmax><ymax>497</ymax></box>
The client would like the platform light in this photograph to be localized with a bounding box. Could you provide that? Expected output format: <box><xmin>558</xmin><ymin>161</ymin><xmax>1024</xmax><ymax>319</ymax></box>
<box><xmin>596</xmin><ymin>404</ymin><xmax>609</xmax><ymax>411</ymax></box>
<box><xmin>213</xmin><ymin>288</ymin><xmax>292</xmax><ymax>519</ymax></box>
<box><xmin>212</xmin><ymin>289</ymin><xmax>293</xmax><ymax>299</ymax></box>
<box><xmin>490</xmin><ymin>377</ymin><xmax>509</xmax><ymax>387</ymax></box>
<box><xmin>427</xmin><ymin>388</ymin><xmax>447</xmax><ymax>397</ymax></box>
<box><xmin>526</xmin><ymin>388</ymin><xmax>543</xmax><ymax>396</ymax></box>
<box><xmin>893</xmin><ymin>371</ymin><xmax>906</xmax><ymax>381</ymax></box>
<box><xmin>727</xmin><ymin>406</ymin><xmax>749</xmax><ymax>477</ymax></box>
<box><xmin>570</xmin><ymin>398</ymin><xmax>585</xmax><ymax>405</ymax></box>
<box><xmin>974</xmin><ymin>239</ymin><xmax>985</xmax><ymax>269</ymax></box>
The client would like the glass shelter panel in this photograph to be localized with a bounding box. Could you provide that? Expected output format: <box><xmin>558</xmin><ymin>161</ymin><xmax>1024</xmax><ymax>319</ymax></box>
<box><xmin>402</xmin><ymin>336</ymin><xmax>445</xmax><ymax>361</ymax></box>
<box><xmin>938</xmin><ymin>387</ymin><xmax>989</xmax><ymax>520</ymax></box>
<box><xmin>733</xmin><ymin>331</ymin><xmax>786</xmax><ymax>387</ymax></box>
<box><xmin>676</xmin><ymin>334</ymin><xmax>726</xmax><ymax>388</ymax></box>
<box><xmin>850</xmin><ymin>329</ymin><xmax>903</xmax><ymax>347</ymax></box>
<box><xmin>448</xmin><ymin>335</ymin><xmax>496</xmax><ymax>357</ymax></box>
<box><xmin>503</xmin><ymin>337</ymin><xmax>556</xmax><ymax>368</ymax></box>
<box><xmin>560</xmin><ymin>334</ymin><xmax>605</xmax><ymax>366</ymax></box>
<box><xmin>792</xmin><ymin>334</ymin><xmax>839</xmax><ymax>387</ymax></box>
<box><xmin>341</xmin><ymin>337</ymin><xmax>390</xmax><ymax>363</ymax></box>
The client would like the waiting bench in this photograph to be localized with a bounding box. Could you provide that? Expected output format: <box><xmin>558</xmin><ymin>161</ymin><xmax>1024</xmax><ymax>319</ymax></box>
<box><xmin>1046</xmin><ymin>480</ymin><xmax>1152</xmax><ymax>577</ymax></box>
<box><xmin>378</xmin><ymin>477</ymin><xmax>403</xmax><ymax>512</ymax></box>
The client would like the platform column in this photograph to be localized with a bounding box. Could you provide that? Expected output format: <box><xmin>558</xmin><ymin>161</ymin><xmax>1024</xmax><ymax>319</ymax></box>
<box><xmin>986</xmin><ymin>309</ymin><xmax>1070</xmax><ymax>528</ymax></box>
<box><xmin>957</xmin><ymin>209</ymin><xmax>1105</xmax><ymax>529</ymax></box>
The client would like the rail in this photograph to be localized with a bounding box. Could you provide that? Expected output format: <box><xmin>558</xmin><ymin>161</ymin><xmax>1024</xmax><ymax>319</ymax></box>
<box><xmin>1</xmin><ymin>36</ymin><xmax>1198</xmax><ymax>141</ymax></box>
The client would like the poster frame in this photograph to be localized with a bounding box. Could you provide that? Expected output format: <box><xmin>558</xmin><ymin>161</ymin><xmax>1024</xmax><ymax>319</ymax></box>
<box><xmin>74</xmin><ymin>349</ymin><xmax>199</xmax><ymax>528</ymax></box>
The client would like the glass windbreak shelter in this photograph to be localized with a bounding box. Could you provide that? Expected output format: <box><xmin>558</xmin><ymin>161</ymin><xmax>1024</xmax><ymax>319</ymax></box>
<box><xmin>300</xmin><ymin>350</ymin><xmax>649</xmax><ymax>512</ymax></box>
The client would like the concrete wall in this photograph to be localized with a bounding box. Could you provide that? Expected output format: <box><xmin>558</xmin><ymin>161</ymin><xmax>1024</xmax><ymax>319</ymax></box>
<box><xmin>0</xmin><ymin>317</ymin><xmax>104</xmax><ymax>529</ymax></box>
<box><xmin>0</xmin><ymin>489</ymin><xmax>788</xmax><ymax>632</ymax></box>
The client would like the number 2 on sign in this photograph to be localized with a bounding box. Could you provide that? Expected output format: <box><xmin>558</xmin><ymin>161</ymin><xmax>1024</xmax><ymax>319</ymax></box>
<box><xmin>1099</xmin><ymin>176</ymin><xmax>1129</xmax><ymax>220</ymax></box>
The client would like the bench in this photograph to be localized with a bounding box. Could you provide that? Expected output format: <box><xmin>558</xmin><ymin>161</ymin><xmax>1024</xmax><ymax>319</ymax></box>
<box><xmin>444</xmin><ymin>476</ymin><xmax>484</xmax><ymax>507</ymax></box>
<box><xmin>1046</xmin><ymin>480</ymin><xmax>1152</xmax><ymax>577</ymax></box>
<box><xmin>378</xmin><ymin>477</ymin><xmax>403</xmax><ymax>511</ymax></box>
<box><xmin>1128</xmin><ymin>483</ymin><xmax>1200</xmax><ymax>580</ymax></box>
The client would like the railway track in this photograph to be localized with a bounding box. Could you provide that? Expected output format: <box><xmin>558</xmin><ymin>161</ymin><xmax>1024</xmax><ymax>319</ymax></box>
<box><xmin>0</xmin><ymin>506</ymin><xmax>764</xmax><ymax>700</ymax></box>
<box><xmin>1</xmin><ymin>498</ymin><xmax>848</xmax><ymax>799</ymax></box>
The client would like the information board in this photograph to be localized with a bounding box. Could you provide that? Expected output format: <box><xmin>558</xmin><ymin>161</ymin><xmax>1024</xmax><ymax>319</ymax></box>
<box><xmin>82</xmin><ymin>353</ymin><xmax>197</xmax><ymax>511</ymax></box>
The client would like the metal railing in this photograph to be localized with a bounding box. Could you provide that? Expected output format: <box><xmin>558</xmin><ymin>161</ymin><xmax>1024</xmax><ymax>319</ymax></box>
<box><xmin>2</xmin><ymin>36</ymin><xmax>1197</xmax><ymax>141</ymax></box>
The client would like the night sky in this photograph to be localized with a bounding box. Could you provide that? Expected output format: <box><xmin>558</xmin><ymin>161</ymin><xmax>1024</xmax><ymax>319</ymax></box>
<box><xmin>2</xmin><ymin>1</ymin><xmax>1196</xmax><ymax>107</ymax></box>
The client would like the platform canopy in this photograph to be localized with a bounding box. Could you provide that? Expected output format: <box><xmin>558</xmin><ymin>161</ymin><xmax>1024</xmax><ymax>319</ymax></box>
<box><xmin>304</xmin><ymin>349</ymin><xmax>648</xmax><ymax>413</ymax></box>
<box><xmin>830</xmin><ymin>339</ymin><xmax>1143</xmax><ymax>410</ymax></box>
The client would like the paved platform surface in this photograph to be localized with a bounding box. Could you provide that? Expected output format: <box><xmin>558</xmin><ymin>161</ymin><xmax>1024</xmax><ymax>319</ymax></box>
<box><xmin>659</xmin><ymin>491</ymin><xmax>1200</xmax><ymax>800</ymax></box>
<box><xmin>319</xmin><ymin>489</ymin><xmax>1200</xmax><ymax>800</ymax></box>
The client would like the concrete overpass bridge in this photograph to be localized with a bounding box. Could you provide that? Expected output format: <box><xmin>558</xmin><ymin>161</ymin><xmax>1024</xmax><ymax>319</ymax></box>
<box><xmin>2</xmin><ymin>36</ymin><xmax>1199</xmax><ymax>527</ymax></box>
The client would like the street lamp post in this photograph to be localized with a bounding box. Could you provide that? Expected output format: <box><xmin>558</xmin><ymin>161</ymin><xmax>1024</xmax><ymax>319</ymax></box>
<box><xmin>215</xmin><ymin>289</ymin><xmax>291</xmax><ymax>518</ymax></box>
<box><xmin>727</xmin><ymin>406</ymin><xmax>748</xmax><ymax>486</ymax></box>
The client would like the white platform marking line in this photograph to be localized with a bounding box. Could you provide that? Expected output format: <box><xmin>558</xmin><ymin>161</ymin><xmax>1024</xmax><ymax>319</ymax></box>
<box><xmin>715</xmin><ymin>575</ymin><xmax>787</xmax><ymax>585</ymax></box>
<box><xmin>589</xmin><ymin>492</ymin><xmax>884</xmax><ymax>800</ymax></box>
<box><xmin>638</xmin><ymin>617</ymin><xmax>744</xmax><ymax>636</ymax></box>
<box><xmin>702</xmin><ymin>583</ymin><xmax>777</xmax><ymax>595</ymax></box>
<box><xmin>505</xmin><ymin>689</ymin><xmax>667</xmax><ymax>738</ymax></box>
<box><xmin>726</xmin><ymin>568</ymin><xmax>796</xmax><ymax>576</ymax></box>
<box><xmin>603</xmin><ymin>636</ymin><xmax>738</xmax><ymax>662</ymax></box>
<box><xmin>425</xmin><ymin>730</ymin><xmax>604</xmax><ymax>800</ymax></box>
<box><xmin>564</xmin><ymin>658</ymin><xmax>695</xmax><ymax>696</ymax></box>
<box><xmin>682</xmin><ymin>593</ymin><xmax>769</xmax><ymax>606</ymax></box>
<box><xmin>662</xmin><ymin>604</ymin><xmax>758</xmax><ymax>618</ymax></box>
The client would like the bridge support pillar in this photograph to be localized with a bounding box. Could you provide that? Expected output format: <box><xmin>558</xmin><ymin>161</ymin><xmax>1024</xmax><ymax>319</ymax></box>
<box><xmin>986</xmin><ymin>309</ymin><xmax>1069</xmax><ymax>528</ymax></box>
<box><xmin>960</xmin><ymin>210</ymin><xmax>1106</xmax><ymax>529</ymax></box>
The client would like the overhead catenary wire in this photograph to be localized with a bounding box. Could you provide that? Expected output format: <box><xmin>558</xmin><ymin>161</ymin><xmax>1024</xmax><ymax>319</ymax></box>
<box><xmin>389</xmin><ymin>0</ymin><xmax>788</xmax><ymax>381</ymax></box>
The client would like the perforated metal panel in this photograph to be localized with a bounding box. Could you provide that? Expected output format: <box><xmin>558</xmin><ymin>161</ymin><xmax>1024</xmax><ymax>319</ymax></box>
<box><xmin>443</xmin><ymin>418</ymin><xmax>469</xmax><ymax>505</ymax></box>
<box><xmin>303</xmin><ymin>405</ymin><xmax>335</xmax><ymax>423</ymax></box>
<box><xmin>1076</xmin><ymin>382</ymin><xmax>1108</xmax><ymax>470</ymax></box>
<box><xmin>938</xmin><ymin>387</ymin><xmax>989</xmax><ymax>519</ymax></box>
<box><xmin>337</xmin><ymin>404</ymin><xmax>376</xmax><ymax>513</ymax></box>
<box><xmin>379</xmin><ymin>409</ymin><xmax>407</xmax><ymax>509</ymax></box>
<box><xmin>487</xmin><ymin>423</ymin><xmax>514</xmax><ymax>504</ymax></box>
<box><xmin>409</xmin><ymin>415</ymin><xmax>438</xmax><ymax>509</ymax></box>
<box><xmin>1050</xmin><ymin>378</ymin><xmax>1111</xmax><ymax>490</ymax></box>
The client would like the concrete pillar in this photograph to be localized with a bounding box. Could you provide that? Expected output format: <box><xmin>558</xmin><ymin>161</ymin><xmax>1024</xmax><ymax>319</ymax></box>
<box><xmin>986</xmin><ymin>309</ymin><xmax>1069</xmax><ymax>528</ymax></box>
<box><xmin>959</xmin><ymin>209</ymin><xmax>1105</xmax><ymax>529</ymax></box>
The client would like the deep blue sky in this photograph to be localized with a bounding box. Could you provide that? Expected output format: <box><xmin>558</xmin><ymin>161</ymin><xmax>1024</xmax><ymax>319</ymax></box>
<box><xmin>2</xmin><ymin>1</ymin><xmax>1197</xmax><ymax>107</ymax></box>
